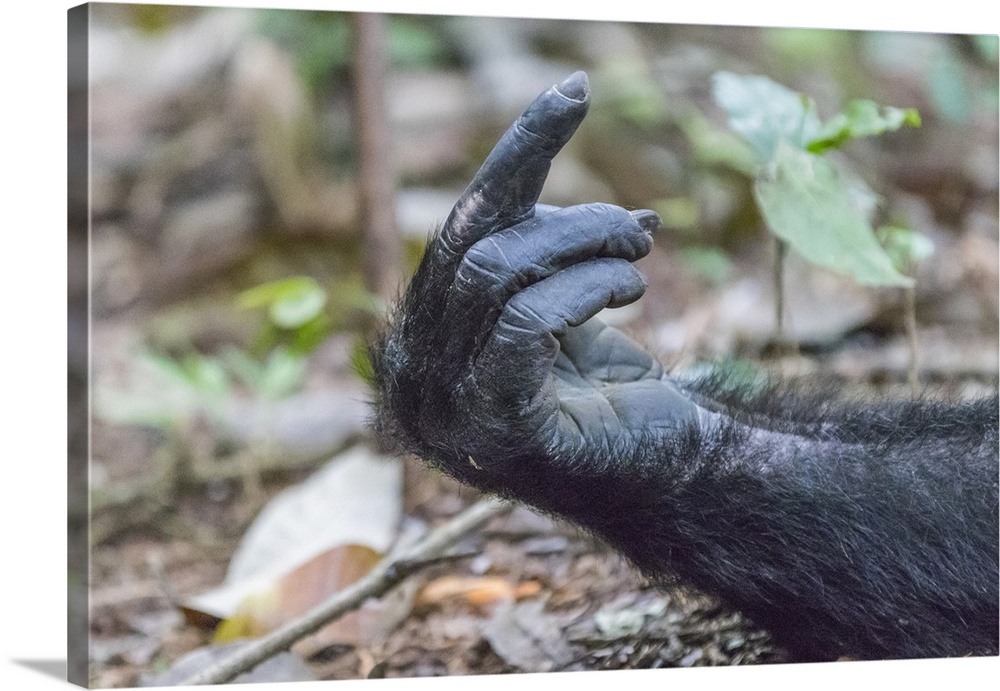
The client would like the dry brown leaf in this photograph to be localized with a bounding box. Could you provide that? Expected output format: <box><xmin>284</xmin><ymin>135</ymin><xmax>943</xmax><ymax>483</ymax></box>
<box><xmin>214</xmin><ymin>544</ymin><xmax>382</xmax><ymax>642</ymax></box>
<box><xmin>416</xmin><ymin>576</ymin><xmax>541</xmax><ymax>610</ymax></box>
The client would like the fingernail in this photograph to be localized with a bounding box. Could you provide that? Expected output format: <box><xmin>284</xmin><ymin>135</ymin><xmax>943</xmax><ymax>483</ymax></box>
<box><xmin>631</xmin><ymin>209</ymin><xmax>662</xmax><ymax>234</ymax></box>
<box><xmin>553</xmin><ymin>71</ymin><xmax>589</xmax><ymax>102</ymax></box>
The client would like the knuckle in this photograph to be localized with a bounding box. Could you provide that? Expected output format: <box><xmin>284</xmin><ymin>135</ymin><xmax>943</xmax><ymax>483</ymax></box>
<box><xmin>504</xmin><ymin>296</ymin><xmax>546</xmax><ymax>328</ymax></box>
<box><xmin>571</xmin><ymin>202</ymin><xmax>631</xmax><ymax>231</ymax></box>
<box><xmin>459</xmin><ymin>243</ymin><xmax>503</xmax><ymax>281</ymax></box>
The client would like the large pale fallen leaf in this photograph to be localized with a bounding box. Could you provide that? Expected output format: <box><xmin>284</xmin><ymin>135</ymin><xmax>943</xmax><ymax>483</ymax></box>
<box><xmin>184</xmin><ymin>446</ymin><xmax>403</xmax><ymax>642</ymax></box>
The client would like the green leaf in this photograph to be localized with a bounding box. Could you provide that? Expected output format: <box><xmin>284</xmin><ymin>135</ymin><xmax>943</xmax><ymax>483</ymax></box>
<box><xmin>599</xmin><ymin>60</ymin><xmax>670</xmax><ymax>128</ymax></box>
<box><xmin>678</xmin><ymin>112</ymin><xmax>757</xmax><ymax>175</ymax></box>
<box><xmin>141</xmin><ymin>351</ymin><xmax>229</xmax><ymax>400</ymax></box>
<box><xmin>256</xmin><ymin>10</ymin><xmax>351</xmax><ymax>96</ymax></box>
<box><xmin>220</xmin><ymin>347</ymin><xmax>267</xmax><ymax>391</ymax></box>
<box><xmin>972</xmin><ymin>34</ymin><xmax>999</xmax><ymax>62</ymax></box>
<box><xmin>181</xmin><ymin>354</ymin><xmax>230</xmax><ymax>400</ymax></box>
<box><xmin>754</xmin><ymin>142</ymin><xmax>913</xmax><ymax>287</ymax></box>
<box><xmin>678</xmin><ymin>246</ymin><xmax>733</xmax><ymax>284</ymax></box>
<box><xmin>269</xmin><ymin>290</ymin><xmax>326</xmax><ymax>330</ymax></box>
<box><xmin>928</xmin><ymin>50</ymin><xmax>974</xmax><ymax>124</ymax></box>
<box><xmin>677</xmin><ymin>358</ymin><xmax>766</xmax><ymax>397</ymax></box>
<box><xmin>877</xmin><ymin>226</ymin><xmax>935</xmax><ymax>272</ymax></box>
<box><xmin>141</xmin><ymin>351</ymin><xmax>196</xmax><ymax>388</ymax></box>
<box><xmin>652</xmin><ymin>198</ymin><xmax>699</xmax><ymax>230</ymax></box>
<box><xmin>220</xmin><ymin>346</ymin><xmax>306</xmax><ymax>400</ymax></box>
<box><xmin>808</xmin><ymin>100</ymin><xmax>920</xmax><ymax>153</ymax></box>
<box><xmin>256</xmin><ymin>348</ymin><xmax>306</xmax><ymax>400</ymax></box>
<box><xmin>350</xmin><ymin>338</ymin><xmax>375</xmax><ymax>387</ymax></box>
<box><xmin>239</xmin><ymin>277</ymin><xmax>328</xmax><ymax>330</ymax></box>
<box><xmin>763</xmin><ymin>27</ymin><xmax>845</xmax><ymax>65</ymax></box>
<box><xmin>387</xmin><ymin>17</ymin><xmax>451</xmax><ymax>69</ymax></box>
<box><xmin>711</xmin><ymin>71</ymin><xmax>822</xmax><ymax>162</ymax></box>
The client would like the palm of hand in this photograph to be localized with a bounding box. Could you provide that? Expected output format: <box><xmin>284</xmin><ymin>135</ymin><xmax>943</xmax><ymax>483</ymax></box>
<box><xmin>547</xmin><ymin>320</ymin><xmax>698</xmax><ymax>450</ymax></box>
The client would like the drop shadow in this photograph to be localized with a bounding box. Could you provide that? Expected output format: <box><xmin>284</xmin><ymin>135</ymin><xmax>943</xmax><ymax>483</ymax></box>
<box><xmin>11</xmin><ymin>659</ymin><xmax>67</xmax><ymax>681</ymax></box>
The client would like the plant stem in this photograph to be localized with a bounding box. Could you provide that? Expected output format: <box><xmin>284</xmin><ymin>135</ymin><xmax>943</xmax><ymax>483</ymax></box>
<box><xmin>774</xmin><ymin>237</ymin><xmax>787</xmax><ymax>347</ymax></box>
<box><xmin>905</xmin><ymin>284</ymin><xmax>919</xmax><ymax>397</ymax></box>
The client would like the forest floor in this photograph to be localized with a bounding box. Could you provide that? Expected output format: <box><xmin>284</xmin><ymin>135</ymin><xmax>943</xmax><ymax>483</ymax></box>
<box><xmin>87</xmin><ymin>455</ymin><xmax>789</xmax><ymax>687</ymax></box>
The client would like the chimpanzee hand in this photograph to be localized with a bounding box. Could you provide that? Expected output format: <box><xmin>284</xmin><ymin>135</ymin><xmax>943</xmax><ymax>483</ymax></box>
<box><xmin>372</xmin><ymin>72</ymin><xmax>698</xmax><ymax>490</ymax></box>
<box><xmin>372</xmin><ymin>71</ymin><xmax>999</xmax><ymax>662</ymax></box>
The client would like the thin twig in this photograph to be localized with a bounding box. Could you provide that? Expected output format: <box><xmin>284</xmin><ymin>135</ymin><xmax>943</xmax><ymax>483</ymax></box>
<box><xmin>177</xmin><ymin>497</ymin><xmax>510</xmax><ymax>686</ymax></box>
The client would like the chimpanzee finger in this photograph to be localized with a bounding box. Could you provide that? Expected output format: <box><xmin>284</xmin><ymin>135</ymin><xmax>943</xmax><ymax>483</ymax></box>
<box><xmin>473</xmin><ymin>258</ymin><xmax>647</xmax><ymax>409</ymax></box>
<box><xmin>443</xmin><ymin>204</ymin><xmax>658</xmax><ymax>334</ymax></box>
<box><xmin>436</xmin><ymin>71</ymin><xmax>591</xmax><ymax>263</ymax></box>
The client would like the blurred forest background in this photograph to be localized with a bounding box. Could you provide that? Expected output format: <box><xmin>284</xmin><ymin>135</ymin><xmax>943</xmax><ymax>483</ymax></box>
<box><xmin>68</xmin><ymin>3</ymin><xmax>998</xmax><ymax>686</ymax></box>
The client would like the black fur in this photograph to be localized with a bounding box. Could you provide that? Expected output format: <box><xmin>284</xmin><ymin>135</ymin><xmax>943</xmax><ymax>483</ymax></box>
<box><xmin>369</xmin><ymin>72</ymin><xmax>999</xmax><ymax>662</ymax></box>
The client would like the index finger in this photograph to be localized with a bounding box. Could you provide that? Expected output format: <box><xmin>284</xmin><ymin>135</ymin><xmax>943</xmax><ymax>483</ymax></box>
<box><xmin>439</xmin><ymin>71</ymin><xmax>591</xmax><ymax>259</ymax></box>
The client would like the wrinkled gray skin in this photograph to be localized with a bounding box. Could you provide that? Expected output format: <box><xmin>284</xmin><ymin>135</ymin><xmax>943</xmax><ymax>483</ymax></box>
<box><xmin>372</xmin><ymin>72</ymin><xmax>999</xmax><ymax>661</ymax></box>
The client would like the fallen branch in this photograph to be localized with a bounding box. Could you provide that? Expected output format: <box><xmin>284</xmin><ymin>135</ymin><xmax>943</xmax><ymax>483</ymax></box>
<box><xmin>178</xmin><ymin>497</ymin><xmax>511</xmax><ymax>685</ymax></box>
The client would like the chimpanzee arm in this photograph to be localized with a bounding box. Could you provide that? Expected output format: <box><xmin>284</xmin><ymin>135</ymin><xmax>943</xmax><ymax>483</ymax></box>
<box><xmin>370</xmin><ymin>72</ymin><xmax>999</xmax><ymax>661</ymax></box>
